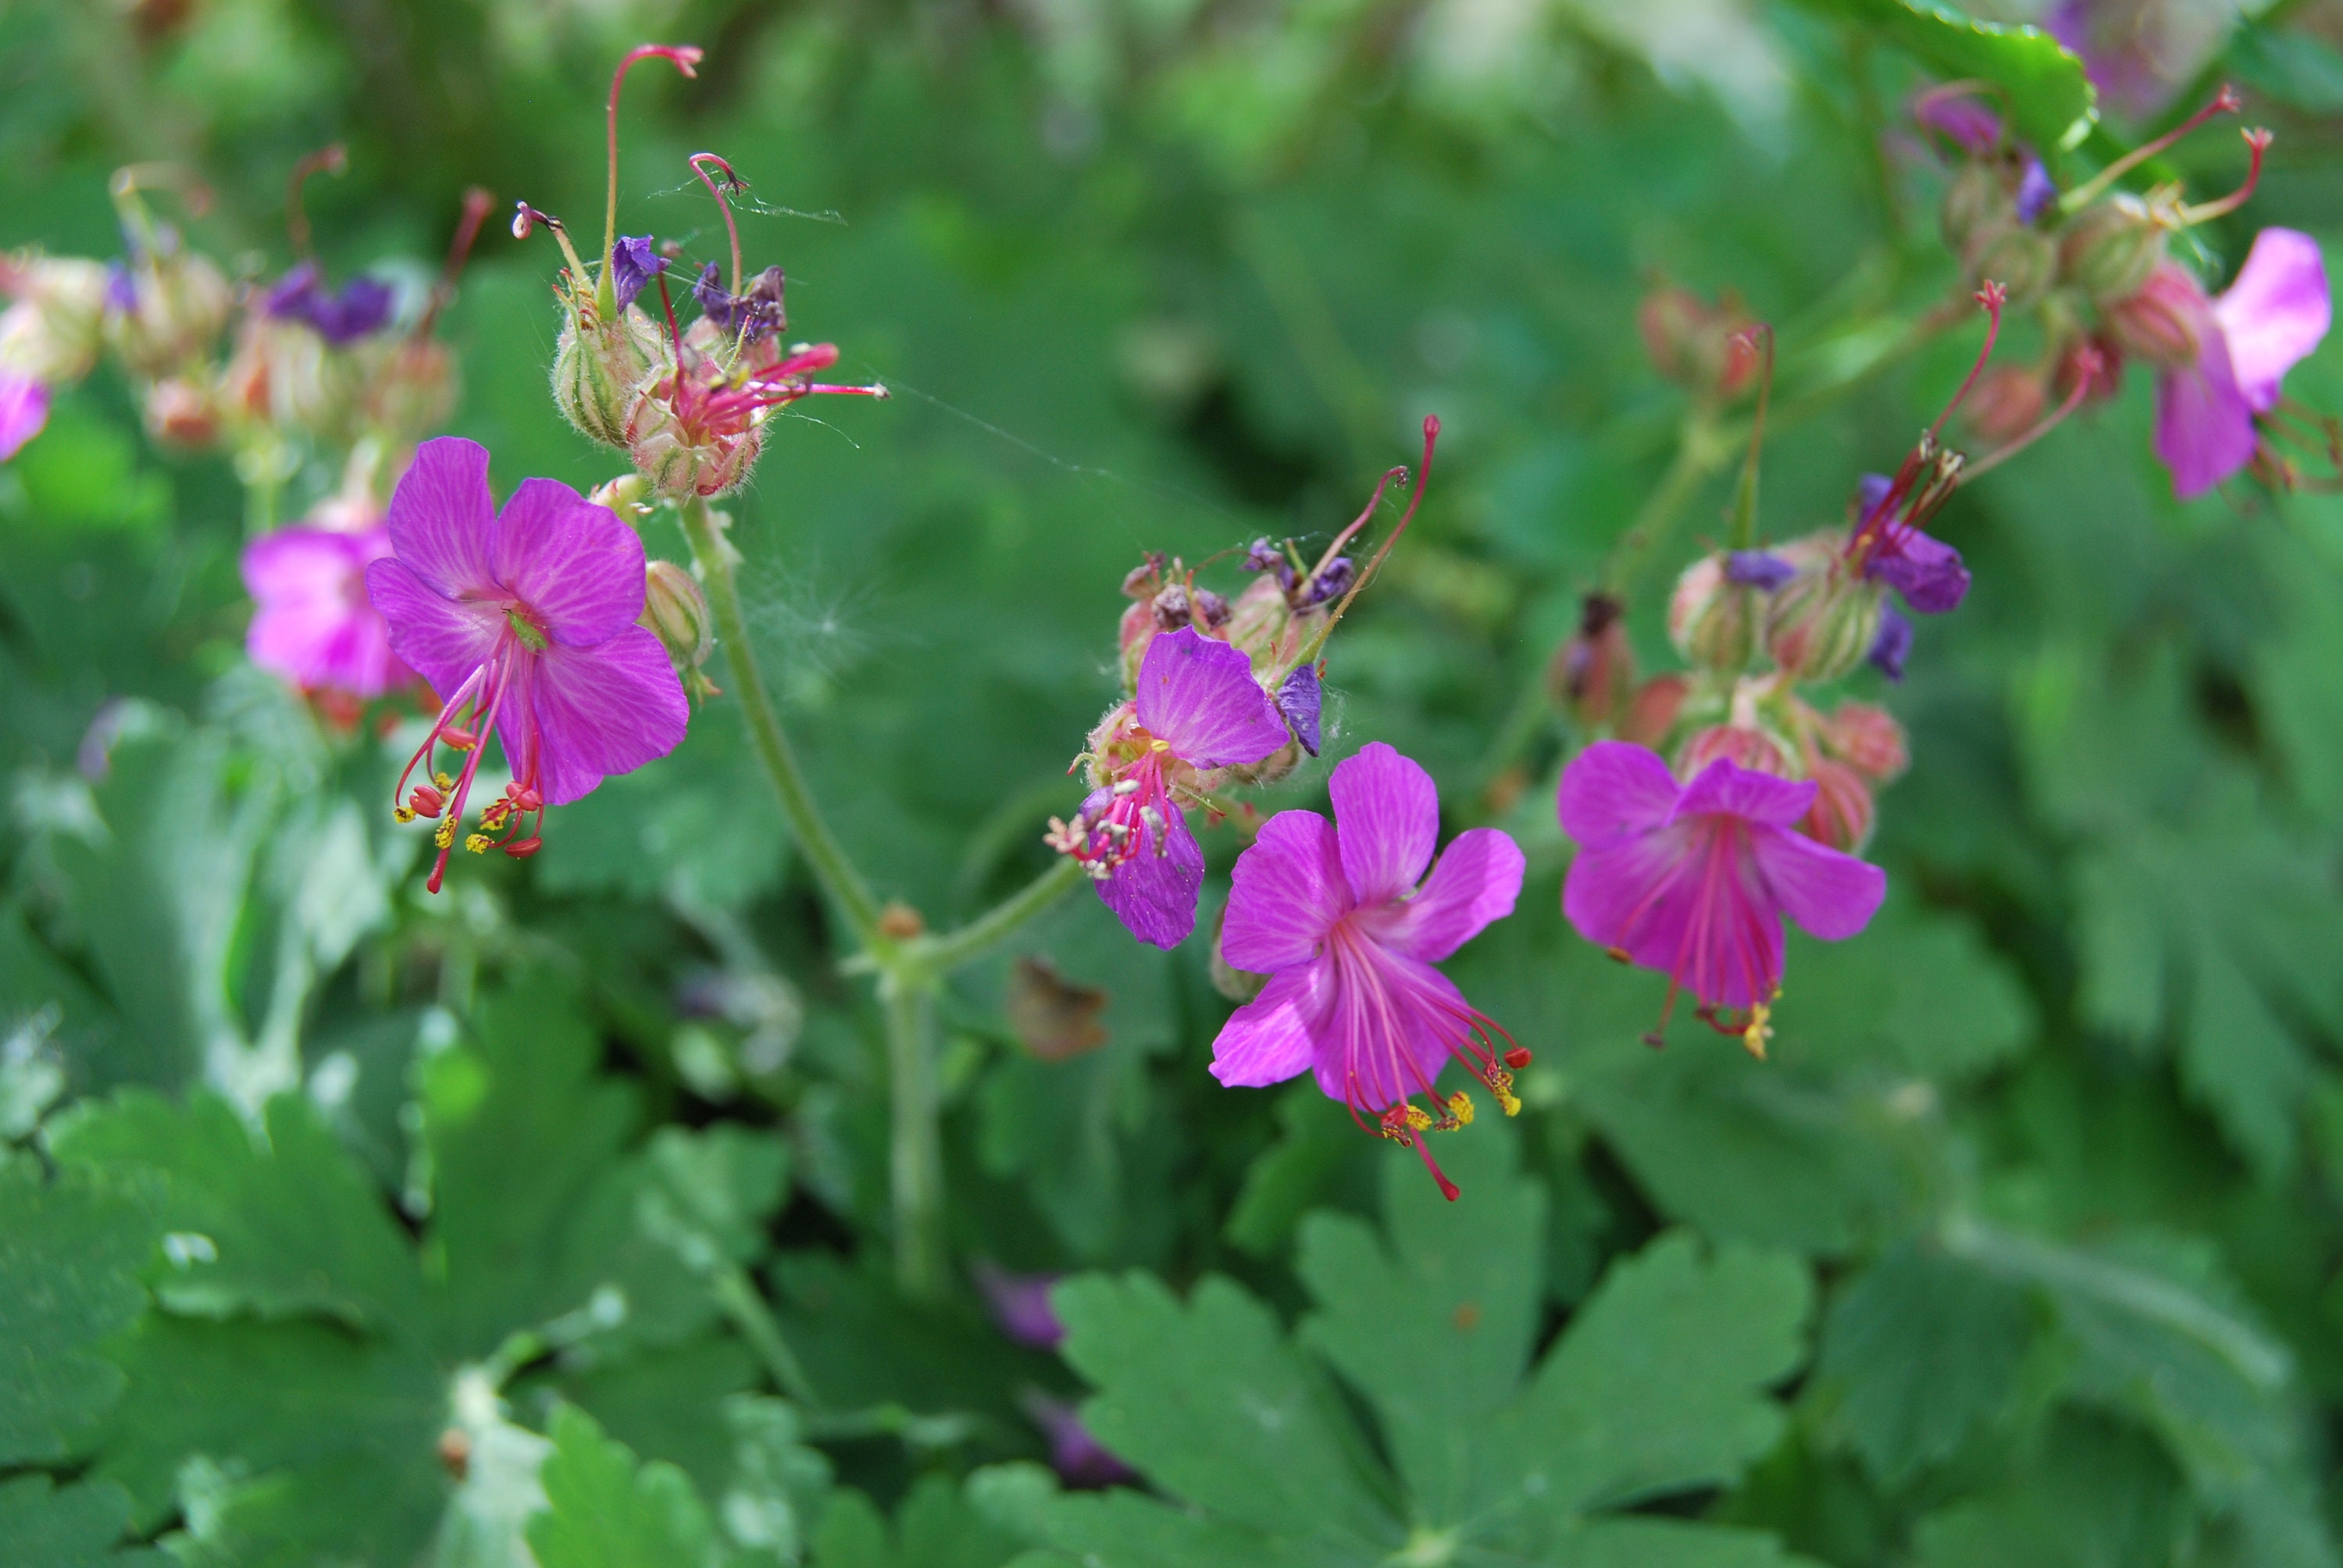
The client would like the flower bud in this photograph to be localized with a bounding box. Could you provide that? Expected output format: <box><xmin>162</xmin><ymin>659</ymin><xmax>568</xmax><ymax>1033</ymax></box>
<box><xmin>142</xmin><ymin>374</ymin><xmax>218</xmax><ymax>447</ymax></box>
<box><xmin>1678</xmin><ymin>722</ymin><xmax>1795</xmax><ymax>778</ymax></box>
<box><xmin>2102</xmin><ymin>262</ymin><xmax>2209</xmax><ymax>369</ymax></box>
<box><xmin>1963</xmin><ymin>364</ymin><xmax>2046</xmax><ymax>445</ymax></box>
<box><xmin>1967</xmin><ymin>226</ymin><xmax>2058</xmax><ymax>306</ymax></box>
<box><xmin>2055</xmin><ymin>336</ymin><xmax>2124</xmax><ymax>404</ymax></box>
<box><xmin>222</xmin><ymin>315</ymin><xmax>344</xmax><ymax>437</ymax></box>
<box><xmin>1209</xmin><ymin>901</ymin><xmax>1268</xmax><ymax>1003</ymax></box>
<box><xmin>589</xmin><ymin>472</ymin><xmax>651</xmax><ymax>520</ymax></box>
<box><xmin>625</xmin><ymin>384</ymin><xmax>761</xmax><ymax>500</ymax></box>
<box><xmin>1940</xmin><ymin>162</ymin><xmax>2013</xmax><ymax>262</ymax></box>
<box><xmin>1799</xmin><ymin>759</ymin><xmax>1875</xmax><ymax>853</ymax></box>
<box><xmin>0</xmin><ymin>257</ymin><xmax>109</xmax><ymax>384</ymax></box>
<box><xmin>642</xmin><ymin>560</ymin><xmax>713</xmax><ymax>672</ymax></box>
<box><xmin>1639</xmin><ymin>282</ymin><xmax>1758</xmax><ymax>399</ymax></box>
<box><xmin>1763</xmin><ymin>539</ymin><xmax>1885</xmax><ymax>684</ymax></box>
<box><xmin>1821</xmin><ymin>700</ymin><xmax>1909</xmax><ymax>782</ymax></box>
<box><xmin>1219</xmin><ymin>574</ymin><xmax>1302</xmax><ymax>677</ymax></box>
<box><xmin>553</xmin><ymin>305</ymin><xmax>668</xmax><ymax>448</ymax></box>
<box><xmin>1667</xmin><ymin>554</ymin><xmax>1771</xmax><ymax>670</ymax></box>
<box><xmin>362</xmin><ymin>337</ymin><xmax>458</xmax><ymax>443</ymax></box>
<box><xmin>1618</xmin><ymin>673</ymin><xmax>1690</xmax><ymax>750</ymax></box>
<box><xmin>1117</xmin><ymin>599</ymin><xmax>1156</xmax><ymax>689</ymax></box>
<box><xmin>1549</xmin><ymin>593</ymin><xmax>1635</xmax><ymax>729</ymax></box>
<box><xmin>104</xmin><ymin>251</ymin><xmax>231</xmax><ymax>377</ymax></box>
<box><xmin>1221</xmin><ymin>736</ymin><xmax>1303</xmax><ymax>788</ymax></box>
<box><xmin>2058</xmin><ymin>194</ymin><xmax>2166</xmax><ymax>304</ymax></box>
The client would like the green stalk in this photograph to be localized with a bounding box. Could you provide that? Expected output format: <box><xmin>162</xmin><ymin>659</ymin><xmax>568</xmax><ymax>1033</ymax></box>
<box><xmin>881</xmin><ymin>975</ymin><xmax>944</xmax><ymax>1299</ymax></box>
<box><xmin>677</xmin><ymin>497</ymin><xmax>884</xmax><ymax>946</ymax></box>
<box><xmin>904</xmin><ymin>857</ymin><xmax>1084</xmax><ymax>981</ymax></box>
<box><xmin>709</xmin><ymin>1260</ymin><xmax>821</xmax><ymax>1407</ymax></box>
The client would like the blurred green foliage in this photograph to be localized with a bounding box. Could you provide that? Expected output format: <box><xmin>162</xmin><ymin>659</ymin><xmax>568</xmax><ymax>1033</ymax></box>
<box><xmin>5</xmin><ymin>0</ymin><xmax>2343</xmax><ymax>1563</ymax></box>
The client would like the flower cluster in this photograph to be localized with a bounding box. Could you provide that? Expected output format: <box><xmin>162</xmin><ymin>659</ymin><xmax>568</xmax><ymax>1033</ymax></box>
<box><xmin>1919</xmin><ymin>84</ymin><xmax>2331</xmax><ymax>497</ymax></box>
<box><xmin>519</xmin><ymin>53</ymin><xmax>886</xmax><ymax>502</ymax></box>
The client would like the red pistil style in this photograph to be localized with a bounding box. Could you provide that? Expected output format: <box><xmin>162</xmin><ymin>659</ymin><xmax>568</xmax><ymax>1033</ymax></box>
<box><xmin>1846</xmin><ymin>283</ymin><xmax>2002</xmax><ymax>568</ymax></box>
<box><xmin>1300</xmin><ymin>414</ymin><xmax>1440</xmax><ymax>663</ymax></box>
<box><xmin>2061</xmin><ymin>84</ymin><xmax>2244</xmax><ymax>216</ymax></box>
<box><xmin>284</xmin><ymin>144</ymin><xmax>348</xmax><ymax>259</ymax></box>
<box><xmin>417</xmin><ymin>186</ymin><xmax>495</xmax><ymax>338</ymax></box>
<box><xmin>689</xmin><ymin>152</ymin><xmax>745</xmax><ymax>299</ymax></box>
<box><xmin>604</xmin><ymin>45</ymin><xmax>704</xmax><ymax>272</ymax></box>
<box><xmin>2179</xmin><ymin>127</ymin><xmax>2274</xmax><ymax>226</ymax></box>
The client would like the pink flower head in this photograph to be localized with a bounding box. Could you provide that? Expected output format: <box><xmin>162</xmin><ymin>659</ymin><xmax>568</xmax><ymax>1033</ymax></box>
<box><xmin>241</xmin><ymin>526</ymin><xmax>408</xmax><ymax>698</ymax></box>
<box><xmin>363</xmin><ymin>437</ymin><xmax>690</xmax><ymax>892</ymax></box>
<box><xmin>0</xmin><ymin>371</ymin><xmax>48</xmax><ymax>460</ymax></box>
<box><xmin>1050</xmin><ymin>626</ymin><xmax>1296</xmax><ymax>949</ymax></box>
<box><xmin>1560</xmin><ymin>741</ymin><xmax>1885</xmax><ymax>1057</ymax></box>
<box><xmin>1210</xmin><ymin>743</ymin><xmax>1527</xmax><ymax>1200</ymax></box>
<box><xmin>2156</xmin><ymin>229</ymin><xmax>2331</xmax><ymax>498</ymax></box>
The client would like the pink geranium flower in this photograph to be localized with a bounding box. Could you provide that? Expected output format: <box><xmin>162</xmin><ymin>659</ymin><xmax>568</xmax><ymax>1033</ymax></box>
<box><xmin>1049</xmin><ymin>625</ymin><xmax>1296</xmax><ymax>949</ymax></box>
<box><xmin>0</xmin><ymin>372</ymin><xmax>46</xmax><ymax>460</ymax></box>
<box><xmin>2156</xmin><ymin>229</ymin><xmax>2331</xmax><ymax>498</ymax></box>
<box><xmin>1211</xmin><ymin>743</ymin><xmax>1526</xmax><ymax>1199</ymax></box>
<box><xmin>364</xmin><ymin>436</ymin><xmax>689</xmax><ymax>891</ymax></box>
<box><xmin>1559</xmin><ymin>741</ymin><xmax>1885</xmax><ymax>1057</ymax></box>
<box><xmin>241</xmin><ymin>526</ymin><xmax>409</xmax><ymax>699</ymax></box>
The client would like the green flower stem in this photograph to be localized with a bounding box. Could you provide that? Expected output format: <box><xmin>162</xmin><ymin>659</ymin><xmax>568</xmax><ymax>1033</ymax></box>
<box><xmin>709</xmin><ymin>1258</ymin><xmax>822</xmax><ymax>1407</ymax></box>
<box><xmin>676</xmin><ymin>497</ymin><xmax>886</xmax><ymax>948</ymax></box>
<box><xmin>881</xmin><ymin>975</ymin><xmax>945</xmax><ymax>1300</ymax></box>
<box><xmin>901</xmin><ymin>857</ymin><xmax>1085</xmax><ymax>982</ymax></box>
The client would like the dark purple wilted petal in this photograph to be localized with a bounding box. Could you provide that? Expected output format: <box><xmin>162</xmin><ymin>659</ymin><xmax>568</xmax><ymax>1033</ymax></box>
<box><xmin>104</xmin><ymin>262</ymin><xmax>137</xmax><ymax>313</ymax></box>
<box><xmin>972</xmin><ymin>1261</ymin><xmax>1064</xmax><ymax>1349</ymax></box>
<box><xmin>2016</xmin><ymin>157</ymin><xmax>2058</xmax><ymax>225</ymax></box>
<box><xmin>266</xmin><ymin>263</ymin><xmax>396</xmax><ymax>345</ymax></box>
<box><xmin>1867</xmin><ymin>606</ymin><xmax>1913</xmax><ymax>682</ymax></box>
<box><xmin>263</xmin><ymin>261</ymin><xmax>325</xmax><ymax>321</ymax></box>
<box><xmin>694</xmin><ymin>262</ymin><xmax>786</xmax><ymax>342</ymax></box>
<box><xmin>1866</xmin><ymin>528</ymin><xmax>1970</xmax><ymax>614</ymax></box>
<box><xmin>1278</xmin><ymin>665</ymin><xmax>1322</xmax><ymax>756</ymax></box>
<box><xmin>1297</xmin><ymin>556</ymin><xmax>1353</xmax><ymax>608</ymax></box>
<box><xmin>608</xmin><ymin>235</ymin><xmax>669</xmax><ymax>311</ymax></box>
<box><xmin>1724</xmin><ymin>551</ymin><xmax>1797</xmax><ymax>592</ymax></box>
<box><xmin>1914</xmin><ymin>92</ymin><xmax>2002</xmax><ymax>154</ymax></box>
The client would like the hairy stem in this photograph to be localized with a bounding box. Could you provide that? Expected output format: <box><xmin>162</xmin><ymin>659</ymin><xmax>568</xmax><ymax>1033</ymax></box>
<box><xmin>907</xmin><ymin>857</ymin><xmax>1084</xmax><ymax>980</ymax></box>
<box><xmin>677</xmin><ymin>497</ymin><xmax>884</xmax><ymax>946</ymax></box>
<box><xmin>709</xmin><ymin>1259</ymin><xmax>821</xmax><ymax>1407</ymax></box>
<box><xmin>882</xmin><ymin>975</ymin><xmax>945</xmax><ymax>1300</ymax></box>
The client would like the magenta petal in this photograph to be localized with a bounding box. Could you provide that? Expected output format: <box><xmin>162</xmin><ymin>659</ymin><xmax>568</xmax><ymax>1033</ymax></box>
<box><xmin>2156</xmin><ymin>344</ymin><xmax>2258</xmax><ymax>500</ymax></box>
<box><xmin>1211</xmin><ymin>958</ymin><xmax>1336</xmax><ymax>1088</ymax></box>
<box><xmin>1672</xmin><ymin>757</ymin><xmax>1814</xmax><ymax>829</ymax></box>
<box><xmin>1564</xmin><ymin>822</ymin><xmax>1785</xmax><ymax>1010</ymax></box>
<box><xmin>1221</xmin><ymin>809</ymin><xmax>1350</xmax><ymax>972</ymax></box>
<box><xmin>523</xmin><ymin>628</ymin><xmax>690</xmax><ymax>807</ymax></box>
<box><xmin>1750</xmin><ymin>822</ymin><xmax>1886</xmax><ymax>941</ymax></box>
<box><xmin>244</xmin><ymin>529</ymin><xmax>400</xmax><ymax>697</ymax></box>
<box><xmin>2215</xmin><ymin>228</ymin><xmax>2331</xmax><ymax>413</ymax></box>
<box><xmin>1311</xmin><ymin>943</ymin><xmax>1467</xmax><ymax>1107</ymax></box>
<box><xmin>364</xmin><ymin>557</ymin><xmax>501</xmax><ymax>700</ymax></box>
<box><xmin>1328</xmin><ymin>742</ymin><xmax>1439</xmax><ymax>905</ymax></box>
<box><xmin>492</xmin><ymin>478</ymin><xmax>647</xmax><ymax>646</ymax></box>
<box><xmin>1366</xmin><ymin>826</ymin><xmax>1525</xmax><ymax>963</ymax></box>
<box><xmin>0</xmin><ymin>372</ymin><xmax>48</xmax><ymax>461</ymax></box>
<box><xmin>1097</xmin><ymin>799</ymin><xmax>1207</xmax><ymax>949</ymax></box>
<box><xmin>1130</xmin><ymin>626</ymin><xmax>1290</xmax><ymax>768</ymax></box>
<box><xmin>1557</xmin><ymin>741</ymin><xmax>1681</xmax><ymax>845</ymax></box>
<box><xmin>386</xmin><ymin>437</ymin><xmax>499</xmax><ymax>599</ymax></box>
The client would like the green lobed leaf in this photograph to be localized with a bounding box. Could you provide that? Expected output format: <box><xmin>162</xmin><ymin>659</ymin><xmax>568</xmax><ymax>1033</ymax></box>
<box><xmin>0</xmin><ymin>1153</ymin><xmax>157</xmax><ymax>1466</ymax></box>
<box><xmin>0</xmin><ymin>1476</ymin><xmax>168</xmax><ymax>1568</ymax></box>
<box><xmin>526</xmin><ymin>1404</ymin><xmax>722</xmax><ymax>1568</ymax></box>
<box><xmin>1804</xmin><ymin>0</ymin><xmax>2096</xmax><ymax>151</ymax></box>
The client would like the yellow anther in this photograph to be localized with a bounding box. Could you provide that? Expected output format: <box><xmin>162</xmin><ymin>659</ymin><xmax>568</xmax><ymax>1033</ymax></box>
<box><xmin>394</xmin><ymin>807</ymin><xmax>416</xmax><ymax>824</ymax></box>
<box><xmin>1150</xmin><ymin>738</ymin><xmax>1170</xmax><ymax>751</ymax></box>
<box><xmin>1742</xmin><ymin>1003</ymin><xmax>1772</xmax><ymax>1061</ymax></box>
<box><xmin>1447</xmin><ymin>1091</ymin><xmax>1475</xmax><ymax>1125</ymax></box>
<box><xmin>465</xmin><ymin>833</ymin><xmax>493</xmax><ymax>854</ymax></box>
<box><xmin>433</xmin><ymin>820</ymin><xmax>456</xmax><ymax>849</ymax></box>
<box><xmin>1403</xmin><ymin>1104</ymin><xmax>1433</xmax><ymax>1131</ymax></box>
<box><xmin>433</xmin><ymin>772</ymin><xmax>455</xmax><ymax>791</ymax></box>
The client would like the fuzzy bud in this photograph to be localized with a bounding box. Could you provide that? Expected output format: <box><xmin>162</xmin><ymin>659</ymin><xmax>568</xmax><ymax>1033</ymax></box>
<box><xmin>0</xmin><ymin>256</ymin><xmax>109</xmax><ymax>384</ymax></box>
<box><xmin>1821</xmin><ymin>700</ymin><xmax>1909</xmax><ymax>782</ymax></box>
<box><xmin>1117</xmin><ymin>600</ymin><xmax>1156</xmax><ymax>688</ymax></box>
<box><xmin>641</xmin><ymin>560</ymin><xmax>713</xmax><ymax>672</ymax></box>
<box><xmin>1799</xmin><ymin>759</ymin><xmax>1875</xmax><ymax>853</ymax></box>
<box><xmin>1763</xmin><ymin>539</ymin><xmax>1885</xmax><ymax>684</ymax></box>
<box><xmin>1678</xmin><ymin>722</ymin><xmax>1795</xmax><ymax>779</ymax></box>
<box><xmin>1619</xmin><ymin>673</ymin><xmax>1690</xmax><ymax>750</ymax></box>
<box><xmin>104</xmin><ymin>251</ymin><xmax>231</xmax><ymax>377</ymax></box>
<box><xmin>2103</xmin><ymin>263</ymin><xmax>2210</xmax><ymax>369</ymax></box>
<box><xmin>222</xmin><ymin>315</ymin><xmax>344</xmax><ymax>437</ymax></box>
<box><xmin>1550</xmin><ymin>593</ymin><xmax>1635</xmax><ymax>729</ymax></box>
<box><xmin>2059</xmin><ymin>195</ymin><xmax>2167</xmax><ymax>304</ymax></box>
<box><xmin>1940</xmin><ymin>162</ymin><xmax>2013</xmax><ymax>262</ymax></box>
<box><xmin>1967</xmin><ymin>226</ymin><xmax>2058</xmax><ymax>307</ymax></box>
<box><xmin>1667</xmin><ymin>554</ymin><xmax>1765</xmax><ymax>670</ymax></box>
<box><xmin>553</xmin><ymin>305</ymin><xmax>669</xmax><ymax>448</ymax></box>
<box><xmin>589</xmin><ymin>472</ymin><xmax>651</xmax><ymax>519</ymax></box>
<box><xmin>141</xmin><ymin>375</ymin><xmax>217</xmax><ymax>447</ymax></box>
<box><xmin>1963</xmin><ymin>364</ymin><xmax>2047</xmax><ymax>445</ymax></box>
<box><xmin>1219</xmin><ymin>574</ymin><xmax>1301</xmax><ymax>676</ymax></box>
<box><xmin>625</xmin><ymin>383</ymin><xmax>761</xmax><ymax>500</ymax></box>
<box><xmin>1639</xmin><ymin>283</ymin><xmax>1758</xmax><ymax>399</ymax></box>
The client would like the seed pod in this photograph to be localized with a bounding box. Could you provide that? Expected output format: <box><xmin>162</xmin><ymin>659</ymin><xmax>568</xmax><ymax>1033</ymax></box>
<box><xmin>2059</xmin><ymin>194</ymin><xmax>2166</xmax><ymax>304</ymax></box>
<box><xmin>641</xmin><ymin>560</ymin><xmax>714</xmax><ymax>672</ymax></box>
<box><xmin>2102</xmin><ymin>262</ymin><xmax>2210</xmax><ymax>369</ymax></box>
<box><xmin>1821</xmin><ymin>700</ymin><xmax>1910</xmax><ymax>781</ymax></box>
<box><xmin>553</xmin><ymin>305</ymin><xmax>668</xmax><ymax>447</ymax></box>
<box><xmin>1763</xmin><ymin>552</ymin><xmax>1885</xmax><ymax>684</ymax></box>
<box><xmin>1678</xmin><ymin>721</ymin><xmax>1796</xmax><ymax>779</ymax></box>
<box><xmin>1799</xmin><ymin>759</ymin><xmax>1876</xmax><ymax>852</ymax></box>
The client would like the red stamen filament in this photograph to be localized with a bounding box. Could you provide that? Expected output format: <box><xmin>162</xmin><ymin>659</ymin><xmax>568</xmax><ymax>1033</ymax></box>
<box><xmin>1928</xmin><ymin>283</ymin><xmax>2005</xmax><ymax>445</ymax></box>
<box><xmin>419</xmin><ymin>186</ymin><xmax>495</xmax><ymax>337</ymax></box>
<box><xmin>1301</xmin><ymin>415</ymin><xmax>1440</xmax><ymax>662</ymax></box>
<box><xmin>604</xmin><ymin>45</ymin><xmax>705</xmax><ymax>267</ymax></box>
<box><xmin>2180</xmin><ymin>127</ymin><xmax>2273</xmax><ymax>225</ymax></box>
